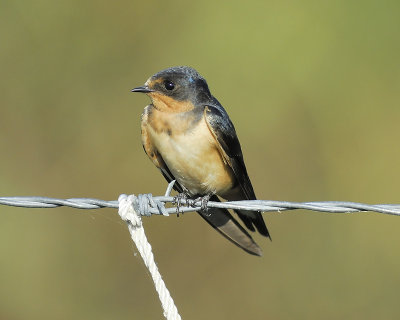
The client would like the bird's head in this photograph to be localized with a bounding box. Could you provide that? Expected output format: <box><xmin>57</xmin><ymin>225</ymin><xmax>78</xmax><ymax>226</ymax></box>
<box><xmin>132</xmin><ymin>66</ymin><xmax>212</xmax><ymax>112</ymax></box>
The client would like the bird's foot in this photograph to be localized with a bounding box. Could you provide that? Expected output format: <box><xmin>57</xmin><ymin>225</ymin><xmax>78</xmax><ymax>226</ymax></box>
<box><xmin>173</xmin><ymin>192</ymin><xmax>190</xmax><ymax>216</ymax></box>
<box><xmin>193</xmin><ymin>194</ymin><xmax>212</xmax><ymax>212</ymax></box>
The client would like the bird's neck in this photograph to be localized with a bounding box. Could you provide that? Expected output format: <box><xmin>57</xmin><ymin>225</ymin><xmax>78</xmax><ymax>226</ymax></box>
<box><xmin>149</xmin><ymin>92</ymin><xmax>195</xmax><ymax>113</ymax></box>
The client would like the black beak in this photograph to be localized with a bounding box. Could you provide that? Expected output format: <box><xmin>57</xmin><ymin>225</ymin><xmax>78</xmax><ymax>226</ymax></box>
<box><xmin>131</xmin><ymin>85</ymin><xmax>154</xmax><ymax>93</ymax></box>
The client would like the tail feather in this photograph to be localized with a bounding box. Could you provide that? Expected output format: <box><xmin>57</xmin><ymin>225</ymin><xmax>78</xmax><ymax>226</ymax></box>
<box><xmin>198</xmin><ymin>195</ymin><xmax>262</xmax><ymax>256</ymax></box>
<box><xmin>234</xmin><ymin>209</ymin><xmax>271</xmax><ymax>239</ymax></box>
<box><xmin>223</xmin><ymin>186</ymin><xmax>271</xmax><ymax>239</ymax></box>
<box><xmin>236</xmin><ymin>214</ymin><xmax>256</xmax><ymax>232</ymax></box>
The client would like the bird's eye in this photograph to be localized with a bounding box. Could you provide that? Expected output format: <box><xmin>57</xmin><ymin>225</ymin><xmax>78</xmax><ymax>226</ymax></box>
<box><xmin>164</xmin><ymin>80</ymin><xmax>175</xmax><ymax>91</ymax></box>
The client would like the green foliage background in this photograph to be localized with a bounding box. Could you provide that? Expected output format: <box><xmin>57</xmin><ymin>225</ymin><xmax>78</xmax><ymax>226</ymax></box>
<box><xmin>1</xmin><ymin>1</ymin><xmax>400</xmax><ymax>319</ymax></box>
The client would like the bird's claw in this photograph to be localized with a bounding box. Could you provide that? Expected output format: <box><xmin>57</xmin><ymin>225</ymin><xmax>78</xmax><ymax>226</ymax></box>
<box><xmin>173</xmin><ymin>192</ymin><xmax>190</xmax><ymax>216</ymax></box>
<box><xmin>193</xmin><ymin>194</ymin><xmax>211</xmax><ymax>213</ymax></box>
<box><xmin>173</xmin><ymin>192</ymin><xmax>212</xmax><ymax>216</ymax></box>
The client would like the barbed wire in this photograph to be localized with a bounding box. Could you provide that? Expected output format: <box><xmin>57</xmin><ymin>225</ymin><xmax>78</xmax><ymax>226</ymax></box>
<box><xmin>1</xmin><ymin>180</ymin><xmax>400</xmax><ymax>216</ymax></box>
<box><xmin>2</xmin><ymin>182</ymin><xmax>399</xmax><ymax>320</ymax></box>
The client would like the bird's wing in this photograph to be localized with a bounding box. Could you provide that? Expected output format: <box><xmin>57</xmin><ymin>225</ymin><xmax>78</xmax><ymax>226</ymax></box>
<box><xmin>203</xmin><ymin>104</ymin><xmax>256</xmax><ymax>199</ymax></box>
<box><xmin>204</xmin><ymin>104</ymin><xmax>270</xmax><ymax>238</ymax></box>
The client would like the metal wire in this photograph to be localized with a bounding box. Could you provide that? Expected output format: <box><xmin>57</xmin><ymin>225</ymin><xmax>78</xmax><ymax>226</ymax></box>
<box><xmin>1</xmin><ymin>195</ymin><xmax>400</xmax><ymax>216</ymax></box>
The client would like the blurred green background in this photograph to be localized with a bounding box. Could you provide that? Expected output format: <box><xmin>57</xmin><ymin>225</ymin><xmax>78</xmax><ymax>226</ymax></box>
<box><xmin>1</xmin><ymin>0</ymin><xmax>400</xmax><ymax>319</ymax></box>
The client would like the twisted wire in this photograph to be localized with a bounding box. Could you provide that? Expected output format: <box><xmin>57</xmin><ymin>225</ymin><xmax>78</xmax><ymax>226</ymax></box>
<box><xmin>1</xmin><ymin>195</ymin><xmax>399</xmax><ymax>216</ymax></box>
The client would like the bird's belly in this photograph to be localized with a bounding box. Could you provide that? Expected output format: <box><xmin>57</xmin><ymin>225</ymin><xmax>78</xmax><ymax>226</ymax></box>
<box><xmin>149</xmin><ymin>120</ymin><xmax>234</xmax><ymax>196</ymax></box>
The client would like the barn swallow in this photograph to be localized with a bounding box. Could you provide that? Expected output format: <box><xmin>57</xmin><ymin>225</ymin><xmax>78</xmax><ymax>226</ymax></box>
<box><xmin>132</xmin><ymin>66</ymin><xmax>270</xmax><ymax>256</ymax></box>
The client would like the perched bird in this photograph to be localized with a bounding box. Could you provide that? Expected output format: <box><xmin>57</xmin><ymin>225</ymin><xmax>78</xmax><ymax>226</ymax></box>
<box><xmin>132</xmin><ymin>66</ymin><xmax>270</xmax><ymax>256</ymax></box>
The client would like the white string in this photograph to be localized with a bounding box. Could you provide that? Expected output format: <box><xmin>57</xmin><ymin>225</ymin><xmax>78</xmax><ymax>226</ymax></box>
<box><xmin>118</xmin><ymin>194</ymin><xmax>182</xmax><ymax>320</ymax></box>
